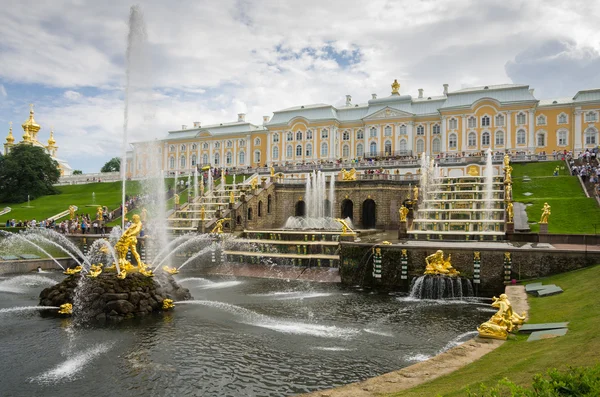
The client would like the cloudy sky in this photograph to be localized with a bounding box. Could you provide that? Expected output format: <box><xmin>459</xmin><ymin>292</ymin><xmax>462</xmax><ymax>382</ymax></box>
<box><xmin>0</xmin><ymin>0</ymin><xmax>599</xmax><ymax>172</ymax></box>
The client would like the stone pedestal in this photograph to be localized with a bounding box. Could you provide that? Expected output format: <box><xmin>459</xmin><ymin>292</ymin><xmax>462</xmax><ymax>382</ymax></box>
<box><xmin>506</xmin><ymin>222</ymin><xmax>514</xmax><ymax>233</ymax></box>
<box><xmin>539</xmin><ymin>223</ymin><xmax>548</xmax><ymax>234</ymax></box>
<box><xmin>398</xmin><ymin>221</ymin><xmax>408</xmax><ymax>239</ymax></box>
<box><xmin>229</xmin><ymin>202</ymin><xmax>234</xmax><ymax>209</ymax></box>
<box><xmin>174</xmin><ymin>204</ymin><xmax>180</xmax><ymax>211</ymax></box>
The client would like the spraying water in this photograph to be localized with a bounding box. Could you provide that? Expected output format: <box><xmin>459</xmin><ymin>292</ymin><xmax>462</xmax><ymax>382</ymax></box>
<box><xmin>194</xmin><ymin>168</ymin><xmax>199</xmax><ymax>198</ymax></box>
<box><xmin>328</xmin><ymin>172</ymin><xmax>335</xmax><ymax>217</ymax></box>
<box><xmin>484</xmin><ymin>148</ymin><xmax>494</xmax><ymax>225</ymax></box>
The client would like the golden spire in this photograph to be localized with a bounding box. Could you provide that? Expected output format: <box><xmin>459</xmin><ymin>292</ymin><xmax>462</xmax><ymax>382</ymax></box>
<box><xmin>47</xmin><ymin>127</ymin><xmax>56</xmax><ymax>147</ymax></box>
<box><xmin>22</xmin><ymin>125</ymin><xmax>31</xmax><ymax>143</ymax></box>
<box><xmin>22</xmin><ymin>103</ymin><xmax>41</xmax><ymax>140</ymax></box>
<box><xmin>391</xmin><ymin>79</ymin><xmax>400</xmax><ymax>95</ymax></box>
<box><xmin>5</xmin><ymin>121</ymin><xmax>14</xmax><ymax>144</ymax></box>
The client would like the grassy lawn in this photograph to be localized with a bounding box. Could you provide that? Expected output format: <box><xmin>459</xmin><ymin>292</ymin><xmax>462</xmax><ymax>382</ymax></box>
<box><xmin>511</xmin><ymin>161</ymin><xmax>600</xmax><ymax>234</ymax></box>
<box><xmin>390</xmin><ymin>264</ymin><xmax>600</xmax><ymax>396</ymax></box>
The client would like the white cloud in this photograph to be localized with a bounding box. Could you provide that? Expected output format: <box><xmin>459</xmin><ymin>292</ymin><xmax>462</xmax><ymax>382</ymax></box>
<box><xmin>0</xmin><ymin>84</ymin><xmax>6</xmax><ymax>98</ymax></box>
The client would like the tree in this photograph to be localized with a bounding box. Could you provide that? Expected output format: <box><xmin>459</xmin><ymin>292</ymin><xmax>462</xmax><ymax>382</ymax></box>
<box><xmin>73</xmin><ymin>170</ymin><xmax>83</xmax><ymax>175</ymax></box>
<box><xmin>101</xmin><ymin>157</ymin><xmax>120</xmax><ymax>172</ymax></box>
<box><xmin>0</xmin><ymin>145</ymin><xmax>61</xmax><ymax>203</ymax></box>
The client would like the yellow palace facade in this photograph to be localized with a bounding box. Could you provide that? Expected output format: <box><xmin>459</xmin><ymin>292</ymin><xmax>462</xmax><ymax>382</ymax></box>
<box><xmin>127</xmin><ymin>81</ymin><xmax>600</xmax><ymax>177</ymax></box>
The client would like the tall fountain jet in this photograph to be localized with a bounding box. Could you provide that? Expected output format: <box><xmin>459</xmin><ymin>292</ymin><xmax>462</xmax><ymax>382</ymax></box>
<box><xmin>483</xmin><ymin>149</ymin><xmax>494</xmax><ymax>226</ymax></box>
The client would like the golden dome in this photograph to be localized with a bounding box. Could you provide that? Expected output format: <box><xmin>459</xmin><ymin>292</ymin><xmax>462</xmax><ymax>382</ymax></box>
<box><xmin>5</xmin><ymin>122</ymin><xmax>14</xmax><ymax>144</ymax></box>
<box><xmin>22</xmin><ymin>125</ymin><xmax>31</xmax><ymax>143</ymax></box>
<box><xmin>47</xmin><ymin>130</ymin><xmax>56</xmax><ymax>147</ymax></box>
<box><xmin>22</xmin><ymin>104</ymin><xmax>41</xmax><ymax>137</ymax></box>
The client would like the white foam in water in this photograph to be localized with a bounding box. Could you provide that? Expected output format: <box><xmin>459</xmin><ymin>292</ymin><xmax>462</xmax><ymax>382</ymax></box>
<box><xmin>311</xmin><ymin>347</ymin><xmax>354</xmax><ymax>352</ymax></box>
<box><xmin>198</xmin><ymin>280</ymin><xmax>242</xmax><ymax>289</ymax></box>
<box><xmin>177</xmin><ymin>277</ymin><xmax>214</xmax><ymax>284</ymax></box>
<box><xmin>363</xmin><ymin>328</ymin><xmax>394</xmax><ymax>337</ymax></box>
<box><xmin>31</xmin><ymin>343</ymin><xmax>113</xmax><ymax>384</ymax></box>
<box><xmin>0</xmin><ymin>275</ymin><xmax>58</xmax><ymax>293</ymax></box>
<box><xmin>438</xmin><ymin>331</ymin><xmax>478</xmax><ymax>353</ymax></box>
<box><xmin>255</xmin><ymin>291</ymin><xmax>333</xmax><ymax>300</ymax></box>
<box><xmin>405</xmin><ymin>353</ymin><xmax>431</xmax><ymax>362</ymax></box>
<box><xmin>0</xmin><ymin>306</ymin><xmax>59</xmax><ymax>314</ymax></box>
<box><xmin>179</xmin><ymin>300</ymin><xmax>359</xmax><ymax>339</ymax></box>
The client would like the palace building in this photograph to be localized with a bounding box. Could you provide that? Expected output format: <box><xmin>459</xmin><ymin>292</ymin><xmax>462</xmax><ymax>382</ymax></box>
<box><xmin>3</xmin><ymin>106</ymin><xmax>73</xmax><ymax>176</ymax></box>
<box><xmin>126</xmin><ymin>80</ymin><xmax>600</xmax><ymax>177</ymax></box>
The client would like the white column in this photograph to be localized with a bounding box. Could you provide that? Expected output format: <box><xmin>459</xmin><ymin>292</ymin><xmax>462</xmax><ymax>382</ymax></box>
<box><xmin>528</xmin><ymin>109</ymin><xmax>535</xmax><ymax>151</ymax></box>
<box><xmin>266</xmin><ymin>133</ymin><xmax>271</xmax><ymax>164</ymax></box>
<box><xmin>461</xmin><ymin>115</ymin><xmax>467</xmax><ymax>151</ymax></box>
<box><xmin>407</xmin><ymin>122</ymin><xmax>414</xmax><ymax>154</ymax></box>
<box><xmin>209</xmin><ymin>143</ymin><xmax>213</xmax><ymax>166</ymax></box>
<box><xmin>163</xmin><ymin>143</ymin><xmax>168</xmax><ymax>171</ymax></box>
<box><xmin>574</xmin><ymin>109</ymin><xmax>583</xmax><ymax>150</ymax></box>
<box><xmin>506</xmin><ymin>111</ymin><xmax>512</xmax><ymax>150</ymax></box>
<box><xmin>425</xmin><ymin>122</ymin><xmax>430</xmax><ymax>155</ymax></box>
<box><xmin>441</xmin><ymin>116</ymin><xmax>447</xmax><ymax>153</ymax></box>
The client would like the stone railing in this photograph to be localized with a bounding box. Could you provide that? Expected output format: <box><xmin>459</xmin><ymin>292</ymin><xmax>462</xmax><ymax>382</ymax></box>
<box><xmin>0</xmin><ymin>207</ymin><xmax>11</xmax><ymax>217</ymax></box>
<box><xmin>56</xmin><ymin>172</ymin><xmax>120</xmax><ymax>185</ymax></box>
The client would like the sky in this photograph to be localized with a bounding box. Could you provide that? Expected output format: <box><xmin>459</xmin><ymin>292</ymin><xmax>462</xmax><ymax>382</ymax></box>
<box><xmin>0</xmin><ymin>0</ymin><xmax>599</xmax><ymax>173</ymax></box>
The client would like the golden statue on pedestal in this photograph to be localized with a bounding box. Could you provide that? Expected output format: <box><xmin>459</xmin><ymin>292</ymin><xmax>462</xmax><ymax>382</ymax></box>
<box><xmin>174</xmin><ymin>194</ymin><xmax>180</xmax><ymax>206</ymax></box>
<box><xmin>229</xmin><ymin>190</ymin><xmax>235</xmax><ymax>204</ymax></box>
<box><xmin>251</xmin><ymin>178</ymin><xmax>258</xmax><ymax>190</ymax></box>
<box><xmin>199</xmin><ymin>205</ymin><xmax>206</xmax><ymax>221</ymax></box>
<box><xmin>399</xmin><ymin>205</ymin><xmax>409</xmax><ymax>222</ymax></box>
<box><xmin>270</xmin><ymin>166</ymin><xmax>275</xmax><ymax>177</ymax></box>
<box><xmin>336</xmin><ymin>218</ymin><xmax>356</xmax><ymax>235</ymax></box>
<box><xmin>505</xmin><ymin>184</ymin><xmax>512</xmax><ymax>202</ymax></box>
<box><xmin>477</xmin><ymin>293</ymin><xmax>526</xmax><ymax>340</ymax></box>
<box><xmin>424</xmin><ymin>250</ymin><xmax>459</xmax><ymax>276</ymax></box>
<box><xmin>69</xmin><ymin>205</ymin><xmax>76</xmax><ymax>220</ymax></box>
<box><xmin>96</xmin><ymin>206</ymin><xmax>103</xmax><ymax>221</ymax></box>
<box><xmin>540</xmin><ymin>202</ymin><xmax>551</xmax><ymax>224</ymax></box>
<box><xmin>113</xmin><ymin>214</ymin><xmax>152</xmax><ymax>277</ymax></box>
<box><xmin>504</xmin><ymin>165</ymin><xmax>513</xmax><ymax>184</ymax></box>
<box><xmin>506</xmin><ymin>202</ymin><xmax>514</xmax><ymax>223</ymax></box>
<box><xmin>211</xmin><ymin>218</ymin><xmax>230</xmax><ymax>234</ymax></box>
<box><xmin>391</xmin><ymin>79</ymin><xmax>400</xmax><ymax>95</ymax></box>
<box><xmin>340</xmin><ymin>168</ymin><xmax>357</xmax><ymax>181</ymax></box>
<box><xmin>503</xmin><ymin>153</ymin><xmax>510</xmax><ymax>169</ymax></box>
<box><xmin>413</xmin><ymin>186</ymin><xmax>419</xmax><ymax>201</ymax></box>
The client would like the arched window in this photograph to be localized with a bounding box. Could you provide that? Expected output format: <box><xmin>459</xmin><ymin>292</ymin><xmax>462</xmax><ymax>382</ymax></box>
<box><xmin>169</xmin><ymin>156</ymin><xmax>175</xmax><ymax>169</ymax></box>
<box><xmin>305</xmin><ymin>143</ymin><xmax>312</xmax><ymax>157</ymax></box>
<box><xmin>321</xmin><ymin>129</ymin><xmax>329</xmax><ymax>139</ymax></box>
<box><xmin>517</xmin><ymin>129</ymin><xmax>526</xmax><ymax>145</ymax></box>
<box><xmin>369</xmin><ymin>141</ymin><xmax>377</xmax><ymax>156</ymax></box>
<box><xmin>247</xmin><ymin>207</ymin><xmax>253</xmax><ymax>221</ymax></box>
<box><xmin>356</xmin><ymin>143</ymin><xmax>364</xmax><ymax>157</ymax></box>
<box><xmin>342</xmin><ymin>144</ymin><xmax>350</xmax><ymax>158</ymax></box>
<box><xmin>226</xmin><ymin>151</ymin><xmax>232</xmax><ymax>165</ymax></box>
<box><xmin>536</xmin><ymin>132</ymin><xmax>546</xmax><ymax>147</ymax></box>
<box><xmin>342</xmin><ymin>130</ymin><xmax>350</xmax><ymax>141</ymax></box>
<box><xmin>370</xmin><ymin>127</ymin><xmax>377</xmax><ymax>137</ymax></box>
<box><xmin>356</xmin><ymin>129</ymin><xmax>364</xmax><ymax>139</ymax></box>
<box><xmin>399</xmin><ymin>124</ymin><xmax>407</xmax><ymax>134</ymax></box>
<box><xmin>226</xmin><ymin>140</ymin><xmax>233</xmax><ymax>148</ymax></box>
<box><xmin>321</xmin><ymin>142</ymin><xmax>328</xmax><ymax>156</ymax></box>
<box><xmin>254</xmin><ymin>138</ymin><xmax>261</xmax><ymax>146</ymax></box>
<box><xmin>558</xmin><ymin>113</ymin><xmax>568</xmax><ymax>124</ymax></box>
<box><xmin>536</xmin><ymin>115</ymin><xmax>546</xmax><ymax>126</ymax></box>
<box><xmin>296</xmin><ymin>144</ymin><xmax>302</xmax><ymax>157</ymax></box>
<box><xmin>306</xmin><ymin>130</ymin><xmax>313</xmax><ymax>140</ymax></box>
<box><xmin>416</xmin><ymin>125</ymin><xmax>425</xmax><ymax>135</ymax></box>
<box><xmin>495</xmin><ymin>114</ymin><xmax>505</xmax><ymax>127</ymax></box>
<box><xmin>448</xmin><ymin>118</ymin><xmax>458</xmax><ymax>130</ymax></box>
<box><xmin>214</xmin><ymin>152</ymin><xmax>220</xmax><ymax>165</ymax></box>
<box><xmin>468</xmin><ymin>132</ymin><xmax>476</xmax><ymax>147</ymax></box>
<box><xmin>267</xmin><ymin>195</ymin><xmax>272</xmax><ymax>213</ymax></box>
<box><xmin>191</xmin><ymin>143</ymin><xmax>197</xmax><ymax>150</ymax></box>
<box><xmin>585</xmin><ymin>128</ymin><xmax>598</xmax><ymax>145</ymax></box>
<box><xmin>481</xmin><ymin>116</ymin><xmax>490</xmax><ymax>127</ymax></box>
<box><xmin>287</xmin><ymin>132</ymin><xmax>293</xmax><ymax>141</ymax></box>
<box><xmin>180</xmin><ymin>155</ymin><xmax>186</xmax><ymax>168</ymax></box>
<box><xmin>585</xmin><ymin>111</ymin><xmax>598</xmax><ymax>122</ymax></box>
<box><xmin>181</xmin><ymin>144</ymin><xmax>186</xmax><ymax>151</ymax></box>
<box><xmin>482</xmin><ymin>132</ymin><xmax>490</xmax><ymax>146</ymax></box>
<box><xmin>202</xmin><ymin>154</ymin><xmax>208</xmax><ymax>164</ymax></box>
<box><xmin>432</xmin><ymin>124</ymin><xmax>440</xmax><ymax>134</ymax></box>
<box><xmin>468</xmin><ymin>116</ymin><xmax>476</xmax><ymax>128</ymax></box>
<box><xmin>239</xmin><ymin>151</ymin><xmax>245</xmax><ymax>164</ymax></box>
<box><xmin>191</xmin><ymin>154</ymin><xmax>197</xmax><ymax>166</ymax></box>
<box><xmin>432</xmin><ymin>138</ymin><xmax>441</xmax><ymax>153</ymax></box>
<box><xmin>448</xmin><ymin>134</ymin><xmax>457</xmax><ymax>149</ymax></box>
<box><xmin>517</xmin><ymin>112</ymin><xmax>526</xmax><ymax>125</ymax></box>
<box><xmin>254</xmin><ymin>150</ymin><xmax>261</xmax><ymax>164</ymax></box>
<box><xmin>258</xmin><ymin>201</ymin><xmax>263</xmax><ymax>217</ymax></box>
<box><xmin>495</xmin><ymin>131</ymin><xmax>504</xmax><ymax>146</ymax></box>
<box><xmin>287</xmin><ymin>145</ymin><xmax>293</xmax><ymax>158</ymax></box>
<box><xmin>239</xmin><ymin>139</ymin><xmax>246</xmax><ymax>147</ymax></box>
<box><xmin>557</xmin><ymin>129</ymin><xmax>568</xmax><ymax>146</ymax></box>
<box><xmin>384</xmin><ymin>126</ymin><xmax>392</xmax><ymax>136</ymax></box>
<box><xmin>416</xmin><ymin>139</ymin><xmax>424</xmax><ymax>154</ymax></box>
<box><xmin>202</xmin><ymin>143</ymin><xmax>208</xmax><ymax>150</ymax></box>
<box><xmin>273</xmin><ymin>133</ymin><xmax>279</xmax><ymax>143</ymax></box>
<box><xmin>296</xmin><ymin>131</ymin><xmax>303</xmax><ymax>141</ymax></box>
<box><xmin>399</xmin><ymin>139</ymin><xmax>407</xmax><ymax>151</ymax></box>
<box><xmin>384</xmin><ymin>140</ymin><xmax>392</xmax><ymax>155</ymax></box>
<box><xmin>169</xmin><ymin>145</ymin><xmax>175</xmax><ymax>152</ymax></box>
<box><xmin>272</xmin><ymin>146</ymin><xmax>279</xmax><ymax>160</ymax></box>
<box><xmin>214</xmin><ymin>142</ymin><xmax>220</xmax><ymax>149</ymax></box>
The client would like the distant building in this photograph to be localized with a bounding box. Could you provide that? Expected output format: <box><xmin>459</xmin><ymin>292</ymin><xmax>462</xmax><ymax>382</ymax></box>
<box><xmin>126</xmin><ymin>80</ymin><xmax>600</xmax><ymax>177</ymax></box>
<box><xmin>3</xmin><ymin>105</ymin><xmax>73</xmax><ymax>176</ymax></box>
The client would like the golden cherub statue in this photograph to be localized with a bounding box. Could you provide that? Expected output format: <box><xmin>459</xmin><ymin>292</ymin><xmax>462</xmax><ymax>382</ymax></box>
<box><xmin>162</xmin><ymin>266</ymin><xmax>179</xmax><ymax>275</ymax></box>
<box><xmin>340</xmin><ymin>168</ymin><xmax>357</xmax><ymax>181</ymax></box>
<box><xmin>336</xmin><ymin>218</ymin><xmax>355</xmax><ymax>235</ymax></box>
<box><xmin>211</xmin><ymin>218</ymin><xmax>230</xmax><ymax>234</ymax></box>
<box><xmin>64</xmin><ymin>265</ymin><xmax>82</xmax><ymax>275</ymax></box>
<box><xmin>540</xmin><ymin>202</ymin><xmax>551</xmax><ymax>224</ymax></box>
<box><xmin>162</xmin><ymin>299</ymin><xmax>175</xmax><ymax>310</ymax></box>
<box><xmin>199</xmin><ymin>205</ymin><xmax>206</xmax><ymax>221</ymax></box>
<box><xmin>96</xmin><ymin>206</ymin><xmax>103</xmax><ymax>220</ymax></box>
<box><xmin>270</xmin><ymin>166</ymin><xmax>275</xmax><ymax>177</ymax></box>
<box><xmin>505</xmin><ymin>184</ymin><xmax>512</xmax><ymax>202</ymax></box>
<box><xmin>413</xmin><ymin>186</ymin><xmax>419</xmax><ymax>201</ymax></box>
<box><xmin>391</xmin><ymin>79</ymin><xmax>400</xmax><ymax>94</ymax></box>
<box><xmin>114</xmin><ymin>214</ymin><xmax>151</xmax><ymax>276</ymax></box>
<box><xmin>503</xmin><ymin>153</ymin><xmax>510</xmax><ymax>169</ymax></box>
<box><xmin>477</xmin><ymin>293</ymin><xmax>526</xmax><ymax>340</ymax></box>
<box><xmin>424</xmin><ymin>250</ymin><xmax>459</xmax><ymax>276</ymax></box>
<box><xmin>69</xmin><ymin>205</ymin><xmax>76</xmax><ymax>220</ymax></box>
<box><xmin>86</xmin><ymin>264</ymin><xmax>103</xmax><ymax>278</ymax></box>
<box><xmin>506</xmin><ymin>202</ymin><xmax>514</xmax><ymax>223</ymax></box>
<box><xmin>58</xmin><ymin>303</ymin><xmax>73</xmax><ymax>315</ymax></box>
<box><xmin>229</xmin><ymin>190</ymin><xmax>235</xmax><ymax>204</ymax></box>
<box><xmin>399</xmin><ymin>205</ymin><xmax>409</xmax><ymax>222</ymax></box>
<box><xmin>504</xmin><ymin>165</ymin><xmax>513</xmax><ymax>184</ymax></box>
<box><xmin>251</xmin><ymin>178</ymin><xmax>258</xmax><ymax>190</ymax></box>
<box><xmin>174</xmin><ymin>193</ymin><xmax>180</xmax><ymax>205</ymax></box>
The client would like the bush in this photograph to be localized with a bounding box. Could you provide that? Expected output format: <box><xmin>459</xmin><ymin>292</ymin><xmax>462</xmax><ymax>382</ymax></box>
<box><xmin>467</xmin><ymin>364</ymin><xmax>600</xmax><ymax>396</ymax></box>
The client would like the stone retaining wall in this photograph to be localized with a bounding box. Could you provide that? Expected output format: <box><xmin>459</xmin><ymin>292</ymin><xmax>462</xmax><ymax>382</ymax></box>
<box><xmin>0</xmin><ymin>258</ymin><xmax>75</xmax><ymax>275</ymax></box>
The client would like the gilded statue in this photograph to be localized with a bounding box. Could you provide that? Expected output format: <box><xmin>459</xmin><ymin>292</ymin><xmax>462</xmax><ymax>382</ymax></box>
<box><xmin>96</xmin><ymin>206</ymin><xmax>103</xmax><ymax>221</ymax></box>
<box><xmin>506</xmin><ymin>202</ymin><xmax>514</xmax><ymax>223</ymax></box>
<box><xmin>123</xmin><ymin>206</ymin><xmax>128</xmax><ymax>221</ymax></box>
<box><xmin>270</xmin><ymin>166</ymin><xmax>275</xmax><ymax>177</ymax></box>
<box><xmin>505</xmin><ymin>184</ymin><xmax>512</xmax><ymax>202</ymax></box>
<box><xmin>391</xmin><ymin>79</ymin><xmax>400</xmax><ymax>94</ymax></box>
<box><xmin>199</xmin><ymin>205</ymin><xmax>206</xmax><ymax>221</ymax></box>
<box><xmin>340</xmin><ymin>168</ymin><xmax>357</xmax><ymax>181</ymax></box>
<box><xmin>503</xmin><ymin>153</ymin><xmax>510</xmax><ymax>169</ymax></box>
<box><xmin>336</xmin><ymin>218</ymin><xmax>355</xmax><ymax>235</ymax></box>
<box><xmin>504</xmin><ymin>165</ymin><xmax>513</xmax><ymax>184</ymax></box>
<box><xmin>69</xmin><ymin>205</ymin><xmax>76</xmax><ymax>220</ymax></box>
<box><xmin>174</xmin><ymin>194</ymin><xmax>180</xmax><ymax>205</ymax></box>
<box><xmin>58</xmin><ymin>303</ymin><xmax>73</xmax><ymax>315</ymax></box>
<box><xmin>539</xmin><ymin>202</ymin><xmax>551</xmax><ymax>224</ymax></box>
<box><xmin>399</xmin><ymin>205</ymin><xmax>409</xmax><ymax>222</ymax></box>
<box><xmin>63</xmin><ymin>265</ymin><xmax>82</xmax><ymax>275</ymax></box>
<box><xmin>140</xmin><ymin>207</ymin><xmax>148</xmax><ymax>222</ymax></box>
<box><xmin>251</xmin><ymin>178</ymin><xmax>258</xmax><ymax>190</ymax></box>
<box><xmin>86</xmin><ymin>264</ymin><xmax>103</xmax><ymax>278</ymax></box>
<box><xmin>229</xmin><ymin>190</ymin><xmax>235</xmax><ymax>204</ymax></box>
<box><xmin>163</xmin><ymin>266</ymin><xmax>179</xmax><ymax>275</ymax></box>
<box><xmin>413</xmin><ymin>186</ymin><xmax>419</xmax><ymax>201</ymax></box>
<box><xmin>211</xmin><ymin>218</ymin><xmax>230</xmax><ymax>234</ymax></box>
<box><xmin>114</xmin><ymin>214</ymin><xmax>150</xmax><ymax>276</ymax></box>
<box><xmin>424</xmin><ymin>250</ymin><xmax>459</xmax><ymax>276</ymax></box>
<box><xmin>478</xmin><ymin>294</ymin><xmax>526</xmax><ymax>340</ymax></box>
<box><xmin>162</xmin><ymin>299</ymin><xmax>175</xmax><ymax>310</ymax></box>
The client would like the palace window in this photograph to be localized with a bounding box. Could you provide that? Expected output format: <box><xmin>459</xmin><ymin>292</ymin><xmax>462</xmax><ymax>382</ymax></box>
<box><xmin>558</xmin><ymin>130</ymin><xmax>568</xmax><ymax>146</ymax></box>
<box><xmin>321</xmin><ymin>142</ymin><xmax>328</xmax><ymax>156</ymax></box>
<box><xmin>517</xmin><ymin>112</ymin><xmax>526</xmax><ymax>125</ymax></box>
<box><xmin>181</xmin><ymin>144</ymin><xmax>186</xmax><ymax>151</ymax></box>
<box><xmin>481</xmin><ymin>116</ymin><xmax>490</xmax><ymax>127</ymax></box>
<box><xmin>169</xmin><ymin>156</ymin><xmax>175</xmax><ymax>169</ymax></box>
<box><xmin>384</xmin><ymin>140</ymin><xmax>392</xmax><ymax>155</ymax></box>
<box><xmin>585</xmin><ymin>111</ymin><xmax>598</xmax><ymax>122</ymax></box>
<box><xmin>468</xmin><ymin>132</ymin><xmax>476</xmax><ymax>146</ymax></box>
<box><xmin>558</xmin><ymin>113</ymin><xmax>568</xmax><ymax>124</ymax></box>
<box><xmin>537</xmin><ymin>132</ymin><xmax>545</xmax><ymax>147</ymax></box>
<box><xmin>306</xmin><ymin>130</ymin><xmax>313</xmax><ymax>140</ymax></box>
<box><xmin>495</xmin><ymin>114</ymin><xmax>505</xmax><ymax>127</ymax></box>
<box><xmin>356</xmin><ymin>129</ymin><xmax>364</xmax><ymax>140</ymax></box>
<box><xmin>585</xmin><ymin>128</ymin><xmax>598</xmax><ymax>145</ymax></box>
<box><xmin>214</xmin><ymin>152</ymin><xmax>219</xmax><ymax>165</ymax></box>
<box><xmin>273</xmin><ymin>133</ymin><xmax>279</xmax><ymax>143</ymax></box>
<box><xmin>495</xmin><ymin>131</ymin><xmax>504</xmax><ymax>146</ymax></box>
<box><xmin>180</xmin><ymin>155</ymin><xmax>186</xmax><ymax>167</ymax></box>
<box><xmin>296</xmin><ymin>144</ymin><xmax>302</xmax><ymax>157</ymax></box>
<box><xmin>169</xmin><ymin>145</ymin><xmax>175</xmax><ymax>152</ymax></box>
<box><xmin>214</xmin><ymin>142</ymin><xmax>220</xmax><ymax>149</ymax></box>
<box><xmin>432</xmin><ymin>124</ymin><xmax>440</xmax><ymax>134</ymax></box>
<box><xmin>239</xmin><ymin>139</ymin><xmax>246</xmax><ymax>147</ymax></box>
<box><xmin>239</xmin><ymin>151</ymin><xmax>245</xmax><ymax>164</ymax></box>
<box><xmin>296</xmin><ymin>131</ymin><xmax>303</xmax><ymax>141</ymax></box>
<box><xmin>202</xmin><ymin>154</ymin><xmax>208</xmax><ymax>164</ymax></box>
<box><xmin>227</xmin><ymin>140</ymin><xmax>233</xmax><ymax>148</ymax></box>
<box><xmin>342</xmin><ymin>130</ymin><xmax>350</xmax><ymax>141</ymax></box>
<box><xmin>254</xmin><ymin>138</ymin><xmax>261</xmax><ymax>146</ymax></box>
<box><xmin>416</xmin><ymin>125</ymin><xmax>425</xmax><ymax>135</ymax></box>
<box><xmin>369</xmin><ymin>141</ymin><xmax>377</xmax><ymax>156</ymax></box>
<box><xmin>202</xmin><ymin>143</ymin><xmax>208</xmax><ymax>150</ymax></box>
<box><xmin>272</xmin><ymin>146</ymin><xmax>279</xmax><ymax>160</ymax></box>
<box><xmin>287</xmin><ymin>132</ymin><xmax>293</xmax><ymax>141</ymax></box>
<box><xmin>226</xmin><ymin>151</ymin><xmax>232</xmax><ymax>165</ymax></box>
<box><xmin>357</xmin><ymin>143</ymin><xmax>364</xmax><ymax>157</ymax></box>
<box><xmin>342</xmin><ymin>144</ymin><xmax>350</xmax><ymax>158</ymax></box>
<box><xmin>254</xmin><ymin>150</ymin><xmax>261</xmax><ymax>164</ymax></box>
<box><xmin>468</xmin><ymin>116</ymin><xmax>476</xmax><ymax>128</ymax></box>
<box><xmin>370</xmin><ymin>127</ymin><xmax>377</xmax><ymax>137</ymax></box>
<box><xmin>321</xmin><ymin>129</ymin><xmax>329</xmax><ymax>139</ymax></box>
<box><xmin>449</xmin><ymin>133</ymin><xmax>457</xmax><ymax>149</ymax></box>
<box><xmin>482</xmin><ymin>132</ymin><xmax>490</xmax><ymax>146</ymax></box>
<box><xmin>191</xmin><ymin>143</ymin><xmax>197</xmax><ymax>150</ymax></box>
<box><xmin>287</xmin><ymin>145</ymin><xmax>293</xmax><ymax>158</ymax></box>
<box><xmin>416</xmin><ymin>139</ymin><xmax>424</xmax><ymax>154</ymax></box>
<box><xmin>306</xmin><ymin>143</ymin><xmax>313</xmax><ymax>157</ymax></box>
<box><xmin>536</xmin><ymin>115</ymin><xmax>546</xmax><ymax>126</ymax></box>
<box><xmin>517</xmin><ymin>129</ymin><xmax>526</xmax><ymax>145</ymax></box>
<box><xmin>399</xmin><ymin>138</ymin><xmax>407</xmax><ymax>151</ymax></box>
<box><xmin>448</xmin><ymin>118</ymin><xmax>458</xmax><ymax>130</ymax></box>
<box><xmin>384</xmin><ymin>126</ymin><xmax>392</xmax><ymax>136</ymax></box>
<box><xmin>191</xmin><ymin>154</ymin><xmax>197</xmax><ymax>166</ymax></box>
<box><xmin>399</xmin><ymin>124</ymin><xmax>407</xmax><ymax>134</ymax></box>
<box><xmin>432</xmin><ymin>138</ymin><xmax>441</xmax><ymax>153</ymax></box>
